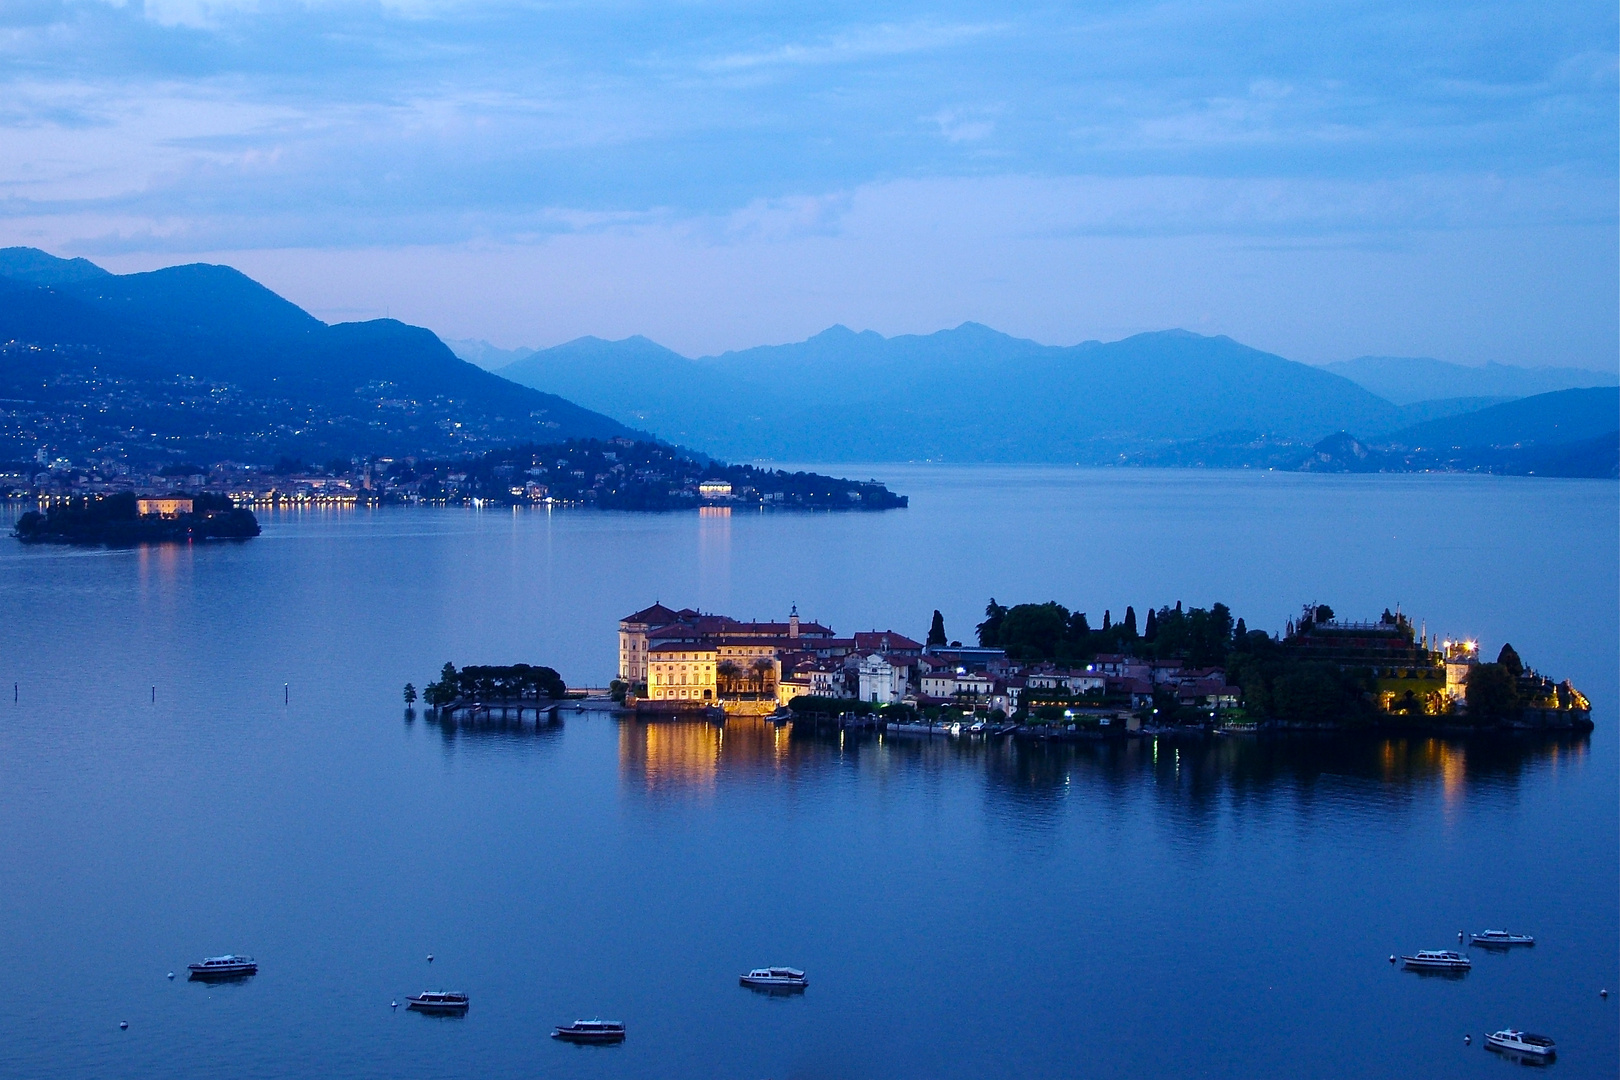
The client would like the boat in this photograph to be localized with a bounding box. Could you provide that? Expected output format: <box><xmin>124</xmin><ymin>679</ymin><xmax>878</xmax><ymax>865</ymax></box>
<box><xmin>1471</xmin><ymin>929</ymin><xmax>1535</xmax><ymax>947</ymax></box>
<box><xmin>406</xmin><ymin>991</ymin><xmax>469</xmax><ymax>1013</ymax></box>
<box><xmin>1485</xmin><ymin>1030</ymin><xmax>1555</xmax><ymax>1057</ymax></box>
<box><xmin>739</xmin><ymin>966</ymin><xmax>808</xmax><ymax>989</ymax></box>
<box><xmin>552</xmin><ymin>1019</ymin><xmax>625</xmax><ymax>1043</ymax></box>
<box><xmin>186</xmin><ymin>955</ymin><xmax>257</xmax><ymax>980</ymax></box>
<box><xmin>1400</xmin><ymin>950</ymin><xmax>1471</xmax><ymax>971</ymax></box>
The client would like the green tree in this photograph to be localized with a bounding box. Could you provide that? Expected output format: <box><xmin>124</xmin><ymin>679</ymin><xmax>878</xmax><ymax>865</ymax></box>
<box><xmin>1123</xmin><ymin>606</ymin><xmax>1138</xmax><ymax>638</ymax></box>
<box><xmin>752</xmin><ymin>657</ymin><xmax>776</xmax><ymax>696</ymax></box>
<box><xmin>977</xmin><ymin>599</ymin><xmax>1008</xmax><ymax>647</ymax></box>
<box><xmin>1143</xmin><ymin>608</ymin><xmax>1157</xmax><ymax>641</ymax></box>
<box><xmin>1496</xmin><ymin>643</ymin><xmax>1524</xmax><ymax>677</ymax></box>
<box><xmin>1466</xmin><ymin>663</ymin><xmax>1521</xmax><ymax>720</ymax></box>
<box><xmin>403</xmin><ymin>683</ymin><xmax>417</xmax><ymax>705</ymax></box>
<box><xmin>1315</xmin><ymin>604</ymin><xmax>1335</xmax><ymax>623</ymax></box>
<box><xmin>997</xmin><ymin>602</ymin><xmax>1071</xmax><ymax>659</ymax></box>
<box><xmin>1272</xmin><ymin>661</ymin><xmax>1355</xmax><ymax>723</ymax></box>
<box><xmin>927</xmin><ymin>610</ymin><xmax>948</xmax><ymax>648</ymax></box>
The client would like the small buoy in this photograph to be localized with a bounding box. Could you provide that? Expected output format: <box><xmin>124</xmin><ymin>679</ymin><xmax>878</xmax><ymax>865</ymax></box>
<box><xmin>1388</xmin><ymin>955</ymin><xmax>1397</xmax><ymax>963</ymax></box>
<box><xmin>1602</xmin><ymin>988</ymin><xmax>1609</xmax><ymax>998</ymax></box>
<box><xmin>426</xmin><ymin>954</ymin><xmax>433</xmax><ymax>963</ymax></box>
<box><xmin>167</xmin><ymin>971</ymin><xmax>174</xmax><ymax>980</ymax></box>
<box><xmin>390</xmin><ymin>1000</ymin><xmax>399</xmax><ymax>1009</ymax></box>
<box><xmin>119</xmin><ymin>1021</ymin><xmax>128</xmax><ymax>1030</ymax></box>
<box><xmin>1458</xmin><ymin>931</ymin><xmax>1464</xmax><ymax>941</ymax></box>
<box><xmin>1464</xmin><ymin>1035</ymin><xmax>1471</xmax><ymax>1045</ymax></box>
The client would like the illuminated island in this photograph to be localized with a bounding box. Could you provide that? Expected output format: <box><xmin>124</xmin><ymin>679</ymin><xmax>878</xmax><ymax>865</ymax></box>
<box><xmin>609</xmin><ymin>600</ymin><xmax>1591</xmax><ymax>734</ymax></box>
<box><xmin>13</xmin><ymin>492</ymin><xmax>261</xmax><ymax>546</ymax></box>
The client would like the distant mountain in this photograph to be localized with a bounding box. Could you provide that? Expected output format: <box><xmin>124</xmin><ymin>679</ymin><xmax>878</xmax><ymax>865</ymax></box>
<box><xmin>0</xmin><ymin>249</ymin><xmax>636</xmax><ymax>466</ymax></box>
<box><xmin>1382</xmin><ymin>388</ymin><xmax>1619</xmax><ymax>449</ymax></box>
<box><xmin>0</xmin><ymin>246</ymin><xmax>111</xmax><ymax>285</ymax></box>
<box><xmin>1138</xmin><ymin>387</ymin><xmax>1619</xmax><ymax>478</ymax></box>
<box><xmin>1323</xmin><ymin>355</ymin><xmax>1616</xmax><ymax>406</ymax></box>
<box><xmin>444</xmin><ymin>338</ymin><xmax>536</xmax><ymax>371</ymax></box>
<box><xmin>1386</xmin><ymin>396</ymin><xmax>1517</xmax><ymax>428</ymax></box>
<box><xmin>498</xmin><ymin>324</ymin><xmax>1406</xmax><ymax>462</ymax></box>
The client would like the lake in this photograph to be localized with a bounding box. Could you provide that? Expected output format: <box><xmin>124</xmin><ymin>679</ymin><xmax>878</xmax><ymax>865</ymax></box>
<box><xmin>0</xmin><ymin>466</ymin><xmax>1615</xmax><ymax>1079</ymax></box>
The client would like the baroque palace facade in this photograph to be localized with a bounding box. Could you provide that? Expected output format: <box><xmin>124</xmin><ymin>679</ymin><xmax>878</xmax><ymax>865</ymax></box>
<box><xmin>618</xmin><ymin>603</ymin><xmax>835</xmax><ymax>712</ymax></box>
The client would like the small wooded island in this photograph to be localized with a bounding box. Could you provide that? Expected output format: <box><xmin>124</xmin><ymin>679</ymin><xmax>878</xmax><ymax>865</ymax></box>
<box><xmin>13</xmin><ymin>492</ymin><xmax>261</xmax><ymax>546</ymax></box>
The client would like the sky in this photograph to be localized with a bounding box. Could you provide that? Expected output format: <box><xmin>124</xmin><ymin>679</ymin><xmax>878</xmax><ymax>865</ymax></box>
<box><xmin>2</xmin><ymin>0</ymin><xmax>1616</xmax><ymax>368</ymax></box>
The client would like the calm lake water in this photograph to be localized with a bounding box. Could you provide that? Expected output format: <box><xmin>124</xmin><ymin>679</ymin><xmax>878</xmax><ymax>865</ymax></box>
<box><xmin>0</xmin><ymin>466</ymin><xmax>1616</xmax><ymax>1079</ymax></box>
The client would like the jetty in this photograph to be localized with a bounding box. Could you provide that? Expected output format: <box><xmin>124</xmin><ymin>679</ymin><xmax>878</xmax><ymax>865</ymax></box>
<box><xmin>436</xmin><ymin>698</ymin><xmax>561</xmax><ymax>723</ymax></box>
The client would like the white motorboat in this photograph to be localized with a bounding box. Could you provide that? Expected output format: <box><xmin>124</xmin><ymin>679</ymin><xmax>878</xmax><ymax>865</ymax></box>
<box><xmin>1485</xmin><ymin>1029</ymin><xmax>1555</xmax><ymax>1057</ymax></box>
<box><xmin>1400</xmin><ymin>950</ymin><xmax>1471</xmax><ymax>971</ymax></box>
<box><xmin>739</xmin><ymin>966</ymin><xmax>808</xmax><ymax>989</ymax></box>
<box><xmin>552</xmin><ymin>1019</ymin><xmax>625</xmax><ymax>1043</ymax></box>
<box><xmin>187</xmin><ymin>955</ymin><xmax>257</xmax><ymax>980</ymax></box>
<box><xmin>1471</xmin><ymin>929</ymin><xmax>1535</xmax><ymax>947</ymax></box>
<box><xmin>407</xmin><ymin>991</ymin><xmax>469</xmax><ymax>1013</ymax></box>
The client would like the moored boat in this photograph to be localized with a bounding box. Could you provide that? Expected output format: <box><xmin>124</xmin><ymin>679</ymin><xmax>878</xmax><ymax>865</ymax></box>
<box><xmin>407</xmin><ymin>991</ymin><xmax>469</xmax><ymax>1013</ymax></box>
<box><xmin>187</xmin><ymin>955</ymin><xmax>257</xmax><ymax>980</ymax></box>
<box><xmin>1485</xmin><ymin>1030</ymin><xmax>1555</xmax><ymax>1057</ymax></box>
<box><xmin>739</xmin><ymin>966</ymin><xmax>808</xmax><ymax>989</ymax></box>
<box><xmin>1400</xmin><ymin>950</ymin><xmax>1471</xmax><ymax>971</ymax></box>
<box><xmin>1471</xmin><ymin>929</ymin><xmax>1535</xmax><ymax>947</ymax></box>
<box><xmin>552</xmin><ymin>1019</ymin><xmax>625</xmax><ymax>1043</ymax></box>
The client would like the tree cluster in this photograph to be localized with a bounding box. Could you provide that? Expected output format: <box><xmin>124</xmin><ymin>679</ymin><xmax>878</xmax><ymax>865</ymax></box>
<box><xmin>974</xmin><ymin>597</ymin><xmax>1236</xmax><ymax>666</ymax></box>
<box><xmin>421</xmin><ymin>662</ymin><xmax>567</xmax><ymax>706</ymax></box>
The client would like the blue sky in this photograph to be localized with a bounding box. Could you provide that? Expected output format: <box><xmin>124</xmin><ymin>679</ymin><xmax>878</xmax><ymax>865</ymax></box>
<box><xmin>2</xmin><ymin>1</ymin><xmax>1616</xmax><ymax>366</ymax></box>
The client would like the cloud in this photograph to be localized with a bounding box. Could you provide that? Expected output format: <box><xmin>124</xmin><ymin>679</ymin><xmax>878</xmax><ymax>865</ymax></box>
<box><xmin>0</xmin><ymin>0</ymin><xmax>1613</xmax><ymax>366</ymax></box>
<box><xmin>703</xmin><ymin>19</ymin><xmax>1004</xmax><ymax>72</ymax></box>
<box><xmin>929</xmin><ymin>108</ymin><xmax>996</xmax><ymax>144</ymax></box>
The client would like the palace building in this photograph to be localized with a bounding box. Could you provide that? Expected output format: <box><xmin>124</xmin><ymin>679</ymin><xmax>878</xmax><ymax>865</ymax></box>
<box><xmin>618</xmin><ymin>602</ymin><xmax>839</xmax><ymax>713</ymax></box>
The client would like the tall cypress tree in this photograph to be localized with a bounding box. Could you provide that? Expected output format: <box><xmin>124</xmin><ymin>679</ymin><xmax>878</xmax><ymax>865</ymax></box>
<box><xmin>1496</xmin><ymin>642</ymin><xmax>1524</xmax><ymax>677</ymax></box>
<box><xmin>1124</xmin><ymin>606</ymin><xmax>1138</xmax><ymax>637</ymax></box>
<box><xmin>1144</xmin><ymin>608</ymin><xmax>1158</xmax><ymax>641</ymax></box>
<box><xmin>927</xmin><ymin>610</ymin><xmax>948</xmax><ymax>648</ymax></box>
<box><xmin>1102</xmin><ymin>609</ymin><xmax>1112</xmax><ymax>632</ymax></box>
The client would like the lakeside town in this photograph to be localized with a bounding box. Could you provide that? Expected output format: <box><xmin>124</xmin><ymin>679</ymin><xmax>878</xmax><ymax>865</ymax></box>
<box><xmin>1</xmin><ymin>438</ymin><xmax>905</xmax><ymax>513</ymax></box>
<box><xmin>613</xmin><ymin>600</ymin><xmax>1591</xmax><ymax>734</ymax></box>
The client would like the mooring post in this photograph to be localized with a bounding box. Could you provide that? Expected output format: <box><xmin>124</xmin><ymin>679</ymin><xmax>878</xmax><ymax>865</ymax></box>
<box><xmin>151</xmin><ymin>686</ymin><xmax>155</xmax><ymax>703</ymax></box>
<box><xmin>284</xmin><ymin>683</ymin><xmax>289</xmax><ymax>704</ymax></box>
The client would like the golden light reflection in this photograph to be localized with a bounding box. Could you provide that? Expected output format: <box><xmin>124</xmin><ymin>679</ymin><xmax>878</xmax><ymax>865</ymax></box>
<box><xmin>620</xmin><ymin>716</ymin><xmax>792</xmax><ymax>791</ymax></box>
<box><xmin>1438</xmin><ymin>741</ymin><xmax>1466</xmax><ymax>808</ymax></box>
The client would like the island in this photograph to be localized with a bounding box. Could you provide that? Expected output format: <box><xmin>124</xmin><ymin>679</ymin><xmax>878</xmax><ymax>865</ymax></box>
<box><xmin>414</xmin><ymin>662</ymin><xmax>571</xmax><ymax>723</ymax></box>
<box><xmin>609</xmin><ymin>600</ymin><xmax>1591</xmax><ymax>735</ymax></box>
<box><xmin>13</xmin><ymin>492</ymin><xmax>261</xmax><ymax>546</ymax></box>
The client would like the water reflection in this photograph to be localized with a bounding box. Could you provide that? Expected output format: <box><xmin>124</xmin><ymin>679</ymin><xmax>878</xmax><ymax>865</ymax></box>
<box><xmin>616</xmin><ymin>718</ymin><xmax>1587</xmax><ymax>810</ymax></box>
<box><xmin>409</xmin><ymin>706</ymin><xmax>566</xmax><ymax>749</ymax></box>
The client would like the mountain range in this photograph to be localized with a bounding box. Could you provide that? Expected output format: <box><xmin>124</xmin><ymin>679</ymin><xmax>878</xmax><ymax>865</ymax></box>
<box><xmin>0</xmin><ymin>248</ymin><xmax>635</xmax><ymax>466</ymax></box>
<box><xmin>1320</xmin><ymin>356</ymin><xmax>1615</xmax><ymax>406</ymax></box>
<box><xmin>3</xmin><ymin>246</ymin><xmax>1612</xmax><ymax>477</ymax></box>
<box><xmin>492</xmin><ymin>325</ymin><xmax>1611</xmax><ymax>465</ymax></box>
